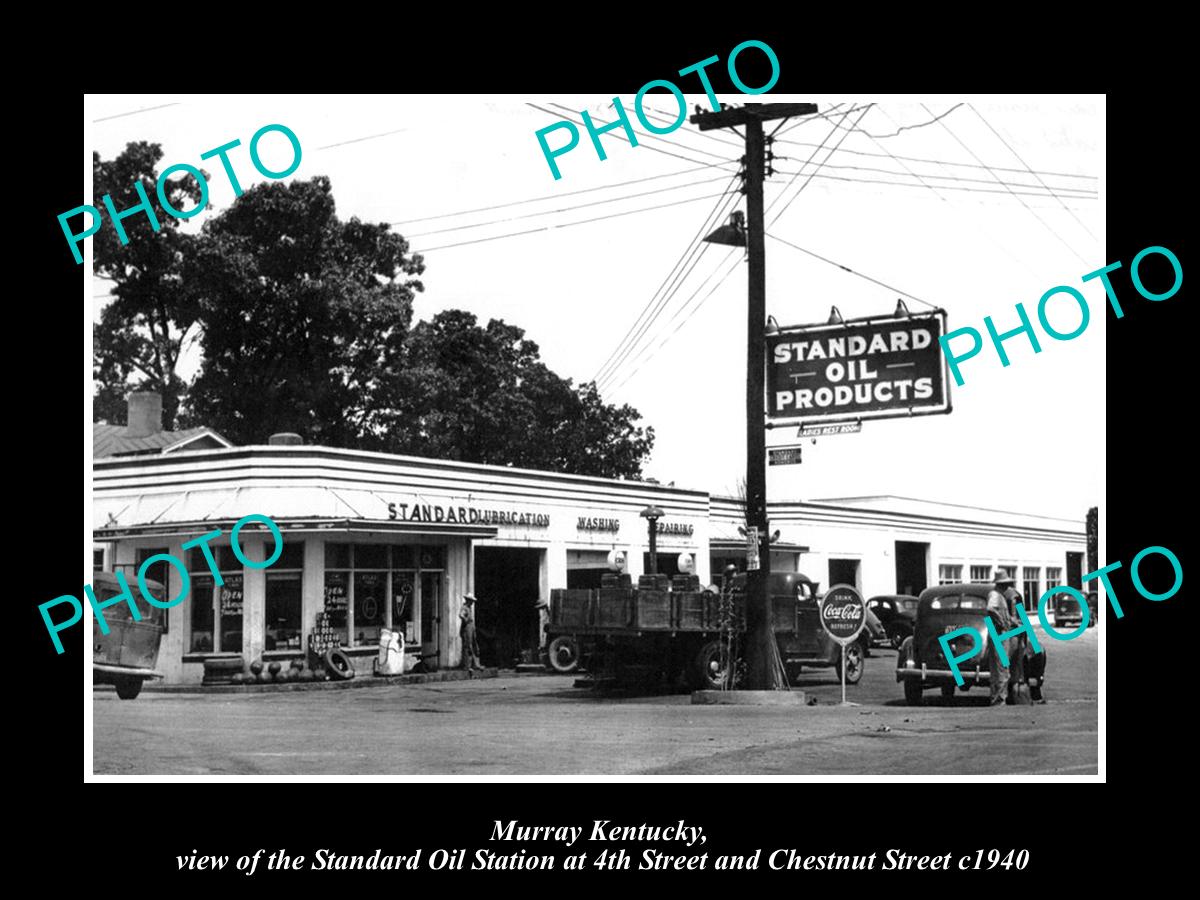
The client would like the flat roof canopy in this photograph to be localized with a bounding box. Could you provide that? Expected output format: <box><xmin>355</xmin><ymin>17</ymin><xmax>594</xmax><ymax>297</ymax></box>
<box><xmin>709</xmin><ymin>540</ymin><xmax>809</xmax><ymax>553</ymax></box>
<box><xmin>93</xmin><ymin>517</ymin><xmax>500</xmax><ymax>541</ymax></box>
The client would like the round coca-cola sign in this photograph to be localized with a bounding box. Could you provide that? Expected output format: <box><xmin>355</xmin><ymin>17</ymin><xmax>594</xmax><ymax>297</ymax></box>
<box><xmin>820</xmin><ymin>584</ymin><xmax>866</xmax><ymax>644</ymax></box>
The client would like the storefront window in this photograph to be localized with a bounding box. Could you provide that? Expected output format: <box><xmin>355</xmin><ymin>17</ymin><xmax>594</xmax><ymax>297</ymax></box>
<box><xmin>265</xmin><ymin>541</ymin><xmax>304</xmax><ymax>651</ymax></box>
<box><xmin>266</xmin><ymin>573</ymin><xmax>303</xmax><ymax>650</ymax></box>
<box><xmin>938</xmin><ymin>564</ymin><xmax>963</xmax><ymax>585</ymax></box>
<box><xmin>189</xmin><ymin>544</ymin><xmax>243</xmax><ymax>653</ymax></box>
<box><xmin>418</xmin><ymin>546</ymin><xmax>444</xmax><ymax>570</ymax></box>
<box><xmin>392</xmin><ymin>570</ymin><xmax>416</xmax><ymax>644</ymax></box>
<box><xmin>969</xmin><ymin>564</ymin><xmax>992</xmax><ymax>582</ymax></box>
<box><xmin>1046</xmin><ymin>567</ymin><xmax>1062</xmax><ymax>590</ymax></box>
<box><xmin>354</xmin><ymin>571</ymin><xmax>386</xmax><ymax>647</ymax></box>
<box><xmin>320</xmin><ymin>544</ymin><xmax>439</xmax><ymax>649</ymax></box>
<box><xmin>1023</xmin><ymin>567</ymin><xmax>1040</xmax><ymax>606</ymax></box>
<box><xmin>323</xmin><ymin>570</ymin><xmax>349</xmax><ymax>646</ymax></box>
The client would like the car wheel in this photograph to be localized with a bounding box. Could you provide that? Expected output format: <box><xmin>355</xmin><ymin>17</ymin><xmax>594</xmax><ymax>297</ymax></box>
<box><xmin>835</xmin><ymin>642</ymin><xmax>865</xmax><ymax>685</ymax></box>
<box><xmin>546</xmin><ymin>636</ymin><xmax>580</xmax><ymax>674</ymax></box>
<box><xmin>114</xmin><ymin>676</ymin><xmax>143</xmax><ymax>700</ymax></box>
<box><xmin>903</xmin><ymin>679</ymin><xmax>923</xmax><ymax>706</ymax></box>
<box><xmin>693</xmin><ymin>640</ymin><xmax>738</xmax><ymax>690</ymax></box>
<box><xmin>940</xmin><ymin>684</ymin><xmax>956</xmax><ymax>700</ymax></box>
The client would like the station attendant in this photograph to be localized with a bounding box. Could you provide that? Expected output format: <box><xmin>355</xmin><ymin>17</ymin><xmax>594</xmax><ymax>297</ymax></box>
<box><xmin>985</xmin><ymin>576</ymin><xmax>1017</xmax><ymax>706</ymax></box>
<box><xmin>460</xmin><ymin>593</ymin><xmax>482</xmax><ymax>672</ymax></box>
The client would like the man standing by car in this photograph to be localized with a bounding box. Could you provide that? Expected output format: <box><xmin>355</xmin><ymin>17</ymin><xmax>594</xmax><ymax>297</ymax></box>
<box><xmin>986</xmin><ymin>575</ymin><xmax>1017</xmax><ymax>706</ymax></box>
<box><xmin>997</xmin><ymin>574</ymin><xmax>1031</xmax><ymax>704</ymax></box>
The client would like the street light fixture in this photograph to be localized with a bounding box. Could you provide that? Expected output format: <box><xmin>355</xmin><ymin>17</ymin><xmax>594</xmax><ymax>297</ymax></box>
<box><xmin>702</xmin><ymin>211</ymin><xmax>747</xmax><ymax>247</ymax></box>
<box><xmin>640</xmin><ymin>505</ymin><xmax>665</xmax><ymax>575</ymax></box>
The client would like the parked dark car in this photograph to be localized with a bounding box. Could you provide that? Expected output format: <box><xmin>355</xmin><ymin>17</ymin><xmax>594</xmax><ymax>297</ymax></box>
<box><xmin>716</xmin><ymin>572</ymin><xmax>867</xmax><ymax>687</ymax></box>
<box><xmin>860</xmin><ymin>606</ymin><xmax>887</xmax><ymax>656</ymax></box>
<box><xmin>867</xmin><ymin>594</ymin><xmax>919</xmax><ymax>648</ymax></box>
<box><xmin>1052</xmin><ymin>589</ymin><xmax>1098</xmax><ymax>630</ymax></box>
<box><xmin>896</xmin><ymin>583</ymin><xmax>1046</xmax><ymax>705</ymax></box>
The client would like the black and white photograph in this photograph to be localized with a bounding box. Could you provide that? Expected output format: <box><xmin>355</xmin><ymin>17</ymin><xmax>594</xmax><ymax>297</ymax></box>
<box><xmin>79</xmin><ymin>88</ymin><xmax>1110</xmax><ymax>779</ymax></box>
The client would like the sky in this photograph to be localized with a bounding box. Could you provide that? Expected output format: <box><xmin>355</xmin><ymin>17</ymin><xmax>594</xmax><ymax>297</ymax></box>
<box><xmin>85</xmin><ymin>93</ymin><xmax>1104</xmax><ymax>522</ymax></box>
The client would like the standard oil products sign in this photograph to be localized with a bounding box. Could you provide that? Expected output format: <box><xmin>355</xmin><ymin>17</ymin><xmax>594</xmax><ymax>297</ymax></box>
<box><xmin>767</xmin><ymin>310</ymin><xmax>951</xmax><ymax>423</ymax></box>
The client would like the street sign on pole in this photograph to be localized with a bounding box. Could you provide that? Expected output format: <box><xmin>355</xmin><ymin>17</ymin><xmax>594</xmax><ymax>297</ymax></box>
<box><xmin>798</xmin><ymin>421</ymin><xmax>862</xmax><ymax>437</ymax></box>
<box><xmin>768</xmin><ymin>446</ymin><xmax>803</xmax><ymax>466</ymax></box>
<box><xmin>745</xmin><ymin>526</ymin><xmax>760</xmax><ymax>571</ymax></box>
<box><xmin>819</xmin><ymin>583</ymin><xmax>866</xmax><ymax>705</ymax></box>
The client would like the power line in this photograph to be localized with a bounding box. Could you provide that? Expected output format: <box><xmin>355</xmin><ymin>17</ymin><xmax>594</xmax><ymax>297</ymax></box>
<box><xmin>771</xmin><ymin>157</ymin><xmax>1095</xmax><ymax>196</ymax></box>
<box><xmin>638</xmin><ymin>106</ymin><xmax>744</xmax><ymax>149</ymax></box>
<box><xmin>771</xmin><ymin>103</ymin><xmax>852</xmax><ymax>139</ymax></box>
<box><xmin>92</xmin><ymin>102</ymin><xmax>180</xmax><ymax>123</ymax></box>
<box><xmin>967</xmin><ymin>103</ymin><xmax>1098</xmax><ymax>241</ymax></box>
<box><xmin>316</xmin><ymin>128</ymin><xmax>408</xmax><ymax>151</ymax></box>
<box><xmin>548</xmin><ymin>102</ymin><xmax>734</xmax><ymax>163</ymax></box>
<box><xmin>527</xmin><ymin>103</ymin><xmax>740</xmax><ymax>170</ymax></box>
<box><xmin>606</xmin><ymin>107</ymin><xmax>867</xmax><ymax>393</ymax></box>
<box><xmin>922</xmin><ymin>102</ymin><xmax>1090</xmax><ymax>265</ymax></box>
<box><xmin>606</xmin><ymin>250</ymin><xmax>743</xmax><ymax>396</ymax></box>
<box><xmin>799</xmin><ymin>103</ymin><xmax>966</xmax><ymax>139</ymax></box>
<box><xmin>763</xmin><ymin>106</ymin><xmax>861</xmax><ymax>223</ymax></box>
<box><xmin>390</xmin><ymin>161</ymin><xmax>731</xmax><ymax>226</ymax></box>
<box><xmin>770</xmin><ymin>169</ymin><xmax>1095</xmax><ymax>203</ymax></box>
<box><xmin>407</xmin><ymin>175</ymin><xmax>733</xmax><ymax>239</ymax></box>
<box><xmin>593</xmin><ymin>189</ymin><xmax>739</xmax><ymax>388</ymax></box>
<box><xmin>774</xmin><ymin>137</ymin><xmax>1096</xmax><ymax>182</ymax></box>
<box><xmin>593</xmin><ymin>176</ymin><xmax>741</xmax><ymax>385</ymax></box>
<box><xmin>768</xmin><ymin>105</ymin><xmax>874</xmax><ymax>227</ymax></box>
<box><xmin>411</xmin><ymin>190</ymin><xmax>733</xmax><ymax>254</ymax></box>
<box><xmin>765</xmin><ymin>233</ymin><xmax>941</xmax><ymax>311</ymax></box>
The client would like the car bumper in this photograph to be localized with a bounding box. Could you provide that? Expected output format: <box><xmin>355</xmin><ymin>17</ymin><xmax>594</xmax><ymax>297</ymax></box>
<box><xmin>896</xmin><ymin>663</ymin><xmax>989</xmax><ymax>686</ymax></box>
<box><xmin>93</xmin><ymin>663</ymin><xmax>164</xmax><ymax>679</ymax></box>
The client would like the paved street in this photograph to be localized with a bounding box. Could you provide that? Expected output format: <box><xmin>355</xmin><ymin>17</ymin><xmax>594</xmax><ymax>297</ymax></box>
<box><xmin>94</xmin><ymin>621</ymin><xmax>1097</xmax><ymax>776</ymax></box>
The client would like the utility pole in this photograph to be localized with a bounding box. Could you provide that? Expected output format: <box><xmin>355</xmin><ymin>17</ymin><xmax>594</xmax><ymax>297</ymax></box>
<box><xmin>691</xmin><ymin>102</ymin><xmax>817</xmax><ymax>690</ymax></box>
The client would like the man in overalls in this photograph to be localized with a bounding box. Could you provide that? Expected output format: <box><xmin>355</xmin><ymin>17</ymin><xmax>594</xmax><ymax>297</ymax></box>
<box><xmin>996</xmin><ymin>573</ymin><xmax>1030</xmax><ymax>704</ymax></box>
<box><xmin>986</xmin><ymin>575</ymin><xmax>1017</xmax><ymax>706</ymax></box>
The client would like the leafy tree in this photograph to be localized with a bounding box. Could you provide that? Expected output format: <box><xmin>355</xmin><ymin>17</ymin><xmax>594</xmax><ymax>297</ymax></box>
<box><xmin>385</xmin><ymin>310</ymin><xmax>654</xmax><ymax>479</ymax></box>
<box><xmin>181</xmin><ymin>176</ymin><xmax>424</xmax><ymax>446</ymax></box>
<box><xmin>92</xmin><ymin>142</ymin><xmax>206</xmax><ymax>427</ymax></box>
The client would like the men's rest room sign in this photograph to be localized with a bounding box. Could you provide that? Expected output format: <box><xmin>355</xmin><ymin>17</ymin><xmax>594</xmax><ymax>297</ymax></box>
<box><xmin>767</xmin><ymin>311</ymin><xmax>950</xmax><ymax>421</ymax></box>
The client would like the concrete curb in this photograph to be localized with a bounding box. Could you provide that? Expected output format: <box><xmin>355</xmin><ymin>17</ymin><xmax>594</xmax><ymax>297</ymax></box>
<box><xmin>96</xmin><ymin>668</ymin><xmax>501</xmax><ymax>695</ymax></box>
<box><xmin>691</xmin><ymin>689</ymin><xmax>808</xmax><ymax>706</ymax></box>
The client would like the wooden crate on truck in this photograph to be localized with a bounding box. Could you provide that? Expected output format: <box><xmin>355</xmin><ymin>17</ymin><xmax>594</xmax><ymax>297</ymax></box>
<box><xmin>551</xmin><ymin>588</ymin><xmax>593</xmax><ymax>628</ymax></box>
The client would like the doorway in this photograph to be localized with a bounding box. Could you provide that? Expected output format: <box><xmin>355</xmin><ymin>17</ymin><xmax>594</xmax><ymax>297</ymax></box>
<box><xmin>473</xmin><ymin>547</ymin><xmax>543</xmax><ymax>668</ymax></box>
<box><xmin>1066</xmin><ymin>551</ymin><xmax>1084</xmax><ymax>590</ymax></box>
<box><xmin>894</xmin><ymin>541</ymin><xmax>929</xmax><ymax>595</ymax></box>
<box><xmin>828</xmin><ymin>558</ymin><xmax>861</xmax><ymax>592</ymax></box>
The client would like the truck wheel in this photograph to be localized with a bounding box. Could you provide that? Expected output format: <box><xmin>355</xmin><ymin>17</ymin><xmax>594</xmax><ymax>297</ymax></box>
<box><xmin>834</xmin><ymin>642</ymin><xmax>865</xmax><ymax>685</ymax></box>
<box><xmin>547</xmin><ymin>636</ymin><xmax>580</xmax><ymax>674</ymax></box>
<box><xmin>692</xmin><ymin>641</ymin><xmax>737</xmax><ymax>690</ymax></box>
<box><xmin>114</xmin><ymin>677</ymin><xmax>143</xmax><ymax>700</ymax></box>
<box><xmin>940</xmin><ymin>684</ymin><xmax>956</xmax><ymax>700</ymax></box>
<box><xmin>904</xmin><ymin>679</ymin><xmax>923</xmax><ymax>706</ymax></box>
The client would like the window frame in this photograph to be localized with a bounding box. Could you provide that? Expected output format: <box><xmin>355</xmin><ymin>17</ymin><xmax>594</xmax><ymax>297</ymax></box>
<box><xmin>969</xmin><ymin>564</ymin><xmax>992</xmax><ymax>583</ymax></box>
<box><xmin>322</xmin><ymin>543</ymin><xmax>446</xmax><ymax>649</ymax></box>
<box><xmin>187</xmin><ymin>545</ymin><xmax>245</xmax><ymax>655</ymax></box>
<box><xmin>937</xmin><ymin>564</ymin><xmax>963</xmax><ymax>586</ymax></box>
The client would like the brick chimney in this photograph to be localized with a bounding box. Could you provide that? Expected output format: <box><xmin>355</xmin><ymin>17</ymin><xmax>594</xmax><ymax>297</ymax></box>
<box><xmin>126</xmin><ymin>391</ymin><xmax>164</xmax><ymax>438</ymax></box>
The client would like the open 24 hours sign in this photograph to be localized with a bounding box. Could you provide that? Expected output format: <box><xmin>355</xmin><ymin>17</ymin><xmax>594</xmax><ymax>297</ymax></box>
<box><xmin>766</xmin><ymin>310</ymin><xmax>952</xmax><ymax>424</ymax></box>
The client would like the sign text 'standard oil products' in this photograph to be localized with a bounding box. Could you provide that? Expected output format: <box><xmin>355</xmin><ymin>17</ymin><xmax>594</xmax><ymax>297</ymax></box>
<box><xmin>767</xmin><ymin>311</ymin><xmax>950</xmax><ymax>422</ymax></box>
